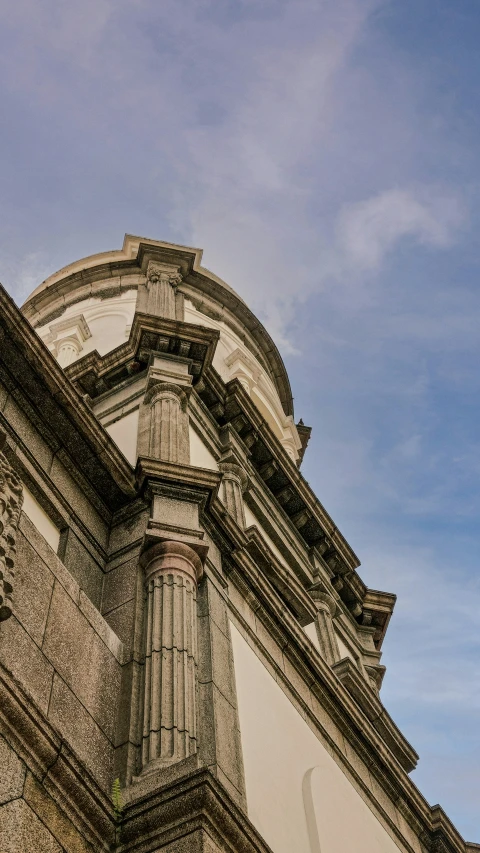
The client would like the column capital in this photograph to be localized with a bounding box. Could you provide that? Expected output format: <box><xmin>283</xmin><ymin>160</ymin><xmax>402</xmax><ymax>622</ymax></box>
<box><xmin>219</xmin><ymin>461</ymin><xmax>248</xmax><ymax>492</ymax></box>
<box><xmin>140</xmin><ymin>539</ymin><xmax>204</xmax><ymax>585</ymax></box>
<box><xmin>144</xmin><ymin>381</ymin><xmax>189</xmax><ymax>409</ymax></box>
<box><xmin>146</xmin><ymin>260</ymin><xmax>182</xmax><ymax>289</ymax></box>
<box><xmin>310</xmin><ymin>587</ymin><xmax>338</xmax><ymax>619</ymax></box>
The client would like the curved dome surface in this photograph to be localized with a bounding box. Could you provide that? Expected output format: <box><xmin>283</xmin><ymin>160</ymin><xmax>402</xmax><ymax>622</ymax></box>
<box><xmin>22</xmin><ymin>234</ymin><xmax>301</xmax><ymax>462</ymax></box>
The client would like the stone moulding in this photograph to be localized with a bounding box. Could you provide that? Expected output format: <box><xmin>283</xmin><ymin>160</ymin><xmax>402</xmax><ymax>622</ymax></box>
<box><xmin>198</xmin><ymin>374</ymin><xmax>395</xmax><ymax>644</ymax></box>
<box><xmin>0</xmin><ymin>445</ymin><xmax>23</xmax><ymax>621</ymax></box>
<box><xmin>0</xmin><ymin>285</ymin><xmax>136</xmax><ymax>510</ymax></box>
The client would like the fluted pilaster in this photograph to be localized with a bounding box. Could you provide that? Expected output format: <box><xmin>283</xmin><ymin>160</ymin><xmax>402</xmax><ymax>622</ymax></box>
<box><xmin>311</xmin><ymin>589</ymin><xmax>340</xmax><ymax>666</ymax></box>
<box><xmin>140</xmin><ymin>541</ymin><xmax>203</xmax><ymax>769</ymax></box>
<box><xmin>146</xmin><ymin>262</ymin><xmax>182</xmax><ymax>319</ymax></box>
<box><xmin>145</xmin><ymin>383</ymin><xmax>190</xmax><ymax>464</ymax></box>
<box><xmin>0</xmin><ymin>452</ymin><xmax>23</xmax><ymax>621</ymax></box>
<box><xmin>219</xmin><ymin>462</ymin><xmax>247</xmax><ymax>529</ymax></box>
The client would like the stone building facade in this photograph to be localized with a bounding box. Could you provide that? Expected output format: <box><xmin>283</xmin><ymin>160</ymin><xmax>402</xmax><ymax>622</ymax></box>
<box><xmin>0</xmin><ymin>234</ymin><xmax>477</xmax><ymax>852</ymax></box>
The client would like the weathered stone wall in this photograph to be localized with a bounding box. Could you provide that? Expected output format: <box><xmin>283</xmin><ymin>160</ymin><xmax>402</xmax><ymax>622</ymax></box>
<box><xmin>0</xmin><ymin>732</ymin><xmax>100</xmax><ymax>853</ymax></box>
<box><xmin>0</xmin><ymin>512</ymin><xmax>123</xmax><ymax>793</ymax></box>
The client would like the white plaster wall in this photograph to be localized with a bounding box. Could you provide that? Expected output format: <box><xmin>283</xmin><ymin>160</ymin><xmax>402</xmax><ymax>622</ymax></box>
<box><xmin>184</xmin><ymin>300</ymin><xmax>301</xmax><ymax>461</ymax></box>
<box><xmin>231</xmin><ymin>622</ymin><xmax>403</xmax><ymax>853</ymax></box>
<box><xmin>37</xmin><ymin>290</ymin><xmax>137</xmax><ymax>358</ymax></box>
<box><xmin>36</xmin><ymin>289</ymin><xmax>300</xmax><ymax>461</ymax></box>
<box><xmin>104</xmin><ymin>409</ymin><xmax>139</xmax><ymax>465</ymax></box>
<box><xmin>336</xmin><ymin>633</ymin><xmax>357</xmax><ymax>663</ymax></box>
<box><xmin>304</xmin><ymin>620</ymin><xmax>321</xmax><ymax>653</ymax></box>
<box><xmin>189</xmin><ymin>425</ymin><xmax>218</xmax><ymax>470</ymax></box>
<box><xmin>244</xmin><ymin>503</ymin><xmax>289</xmax><ymax>569</ymax></box>
<box><xmin>22</xmin><ymin>485</ymin><xmax>60</xmax><ymax>552</ymax></box>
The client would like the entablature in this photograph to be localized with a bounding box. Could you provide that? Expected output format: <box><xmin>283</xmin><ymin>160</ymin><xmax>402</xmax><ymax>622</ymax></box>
<box><xmin>195</xmin><ymin>370</ymin><xmax>393</xmax><ymax>645</ymax></box>
<box><xmin>65</xmin><ymin>311</ymin><xmax>219</xmax><ymax>400</ymax></box>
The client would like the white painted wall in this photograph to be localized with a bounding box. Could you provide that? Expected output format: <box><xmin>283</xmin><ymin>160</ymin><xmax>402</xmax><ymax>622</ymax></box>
<box><xmin>230</xmin><ymin>622</ymin><xmax>404</xmax><ymax>853</ymax></box>
<box><xmin>189</xmin><ymin>425</ymin><xmax>218</xmax><ymax>470</ymax></box>
<box><xmin>336</xmin><ymin>633</ymin><xmax>357</xmax><ymax>663</ymax></box>
<box><xmin>36</xmin><ymin>288</ymin><xmax>301</xmax><ymax>461</ymax></box>
<box><xmin>244</xmin><ymin>503</ymin><xmax>289</xmax><ymax>569</ymax></box>
<box><xmin>104</xmin><ymin>409</ymin><xmax>139</xmax><ymax>465</ymax></box>
<box><xmin>304</xmin><ymin>620</ymin><xmax>321</xmax><ymax>653</ymax></box>
<box><xmin>22</xmin><ymin>485</ymin><xmax>60</xmax><ymax>552</ymax></box>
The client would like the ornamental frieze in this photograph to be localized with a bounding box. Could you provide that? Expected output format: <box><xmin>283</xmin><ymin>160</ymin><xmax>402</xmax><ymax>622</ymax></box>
<box><xmin>0</xmin><ymin>452</ymin><xmax>23</xmax><ymax>621</ymax></box>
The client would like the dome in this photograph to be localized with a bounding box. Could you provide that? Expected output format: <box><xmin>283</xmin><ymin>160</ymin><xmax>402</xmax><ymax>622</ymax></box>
<box><xmin>22</xmin><ymin>234</ymin><xmax>302</xmax><ymax>462</ymax></box>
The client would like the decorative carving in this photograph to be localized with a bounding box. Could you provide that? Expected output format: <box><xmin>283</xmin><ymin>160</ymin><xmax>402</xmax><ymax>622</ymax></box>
<box><xmin>139</xmin><ymin>541</ymin><xmax>203</xmax><ymax>770</ymax></box>
<box><xmin>310</xmin><ymin>588</ymin><xmax>340</xmax><ymax>666</ymax></box>
<box><xmin>0</xmin><ymin>453</ymin><xmax>23</xmax><ymax>621</ymax></box>
<box><xmin>144</xmin><ymin>383</ymin><xmax>190</xmax><ymax>464</ymax></box>
<box><xmin>219</xmin><ymin>462</ymin><xmax>247</xmax><ymax>529</ymax></box>
<box><xmin>146</xmin><ymin>261</ymin><xmax>182</xmax><ymax>319</ymax></box>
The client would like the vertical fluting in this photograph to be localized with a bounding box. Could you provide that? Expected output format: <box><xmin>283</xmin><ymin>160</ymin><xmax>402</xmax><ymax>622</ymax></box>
<box><xmin>140</xmin><ymin>541</ymin><xmax>203</xmax><ymax>770</ymax></box>
<box><xmin>145</xmin><ymin>264</ymin><xmax>182</xmax><ymax>320</ymax></box>
<box><xmin>147</xmin><ymin>384</ymin><xmax>190</xmax><ymax>464</ymax></box>
<box><xmin>219</xmin><ymin>463</ymin><xmax>247</xmax><ymax>528</ymax></box>
<box><xmin>311</xmin><ymin>590</ymin><xmax>340</xmax><ymax>666</ymax></box>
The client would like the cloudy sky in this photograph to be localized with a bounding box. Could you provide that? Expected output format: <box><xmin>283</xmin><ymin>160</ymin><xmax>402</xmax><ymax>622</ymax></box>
<box><xmin>1</xmin><ymin>0</ymin><xmax>479</xmax><ymax>840</ymax></box>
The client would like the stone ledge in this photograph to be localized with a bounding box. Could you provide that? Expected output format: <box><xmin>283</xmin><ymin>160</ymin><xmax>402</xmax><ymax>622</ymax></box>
<box><xmin>0</xmin><ymin>663</ymin><xmax>114</xmax><ymax>850</ymax></box>
<box><xmin>332</xmin><ymin>657</ymin><xmax>418</xmax><ymax>773</ymax></box>
<box><xmin>119</xmin><ymin>767</ymin><xmax>273</xmax><ymax>853</ymax></box>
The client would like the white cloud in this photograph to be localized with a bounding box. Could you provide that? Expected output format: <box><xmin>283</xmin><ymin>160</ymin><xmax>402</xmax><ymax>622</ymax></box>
<box><xmin>335</xmin><ymin>187</ymin><xmax>465</xmax><ymax>272</ymax></box>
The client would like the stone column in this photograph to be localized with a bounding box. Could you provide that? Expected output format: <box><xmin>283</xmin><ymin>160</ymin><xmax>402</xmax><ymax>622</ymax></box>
<box><xmin>145</xmin><ymin>383</ymin><xmax>190</xmax><ymax>464</ymax></box>
<box><xmin>56</xmin><ymin>339</ymin><xmax>80</xmax><ymax>367</ymax></box>
<box><xmin>310</xmin><ymin>589</ymin><xmax>340</xmax><ymax>666</ymax></box>
<box><xmin>219</xmin><ymin>462</ymin><xmax>247</xmax><ymax>529</ymax></box>
<box><xmin>146</xmin><ymin>262</ymin><xmax>182</xmax><ymax>319</ymax></box>
<box><xmin>139</xmin><ymin>541</ymin><xmax>203</xmax><ymax>770</ymax></box>
<box><xmin>0</xmin><ymin>451</ymin><xmax>23</xmax><ymax>622</ymax></box>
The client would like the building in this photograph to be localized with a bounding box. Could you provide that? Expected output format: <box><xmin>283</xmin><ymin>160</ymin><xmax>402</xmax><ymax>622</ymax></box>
<box><xmin>0</xmin><ymin>234</ymin><xmax>477</xmax><ymax>853</ymax></box>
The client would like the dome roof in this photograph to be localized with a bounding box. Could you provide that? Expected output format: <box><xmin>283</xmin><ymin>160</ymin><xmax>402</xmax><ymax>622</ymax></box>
<box><xmin>21</xmin><ymin>234</ymin><xmax>294</xmax><ymax>418</ymax></box>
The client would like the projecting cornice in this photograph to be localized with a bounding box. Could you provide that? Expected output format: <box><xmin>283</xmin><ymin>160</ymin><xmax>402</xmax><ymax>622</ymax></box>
<box><xmin>0</xmin><ymin>285</ymin><xmax>136</xmax><ymax>511</ymax></box>
<box><xmin>64</xmin><ymin>311</ymin><xmax>220</xmax><ymax>400</ymax></box>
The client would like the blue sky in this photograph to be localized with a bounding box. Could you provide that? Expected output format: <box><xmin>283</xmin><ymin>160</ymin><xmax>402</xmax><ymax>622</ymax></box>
<box><xmin>1</xmin><ymin>0</ymin><xmax>479</xmax><ymax>840</ymax></box>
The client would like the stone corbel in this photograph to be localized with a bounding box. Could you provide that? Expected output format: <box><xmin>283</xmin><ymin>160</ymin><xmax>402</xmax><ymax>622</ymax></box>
<box><xmin>0</xmin><ymin>450</ymin><xmax>23</xmax><ymax>621</ymax></box>
<box><xmin>310</xmin><ymin>587</ymin><xmax>340</xmax><ymax>666</ymax></box>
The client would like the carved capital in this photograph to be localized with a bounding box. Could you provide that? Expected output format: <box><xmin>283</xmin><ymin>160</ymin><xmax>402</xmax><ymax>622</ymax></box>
<box><xmin>219</xmin><ymin>462</ymin><xmax>248</xmax><ymax>492</ymax></box>
<box><xmin>310</xmin><ymin>588</ymin><xmax>338</xmax><ymax>619</ymax></box>
<box><xmin>0</xmin><ymin>453</ymin><xmax>23</xmax><ymax>621</ymax></box>
<box><xmin>140</xmin><ymin>539</ymin><xmax>204</xmax><ymax>586</ymax></box>
<box><xmin>146</xmin><ymin>261</ymin><xmax>182</xmax><ymax>289</ymax></box>
<box><xmin>144</xmin><ymin>381</ymin><xmax>189</xmax><ymax>411</ymax></box>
